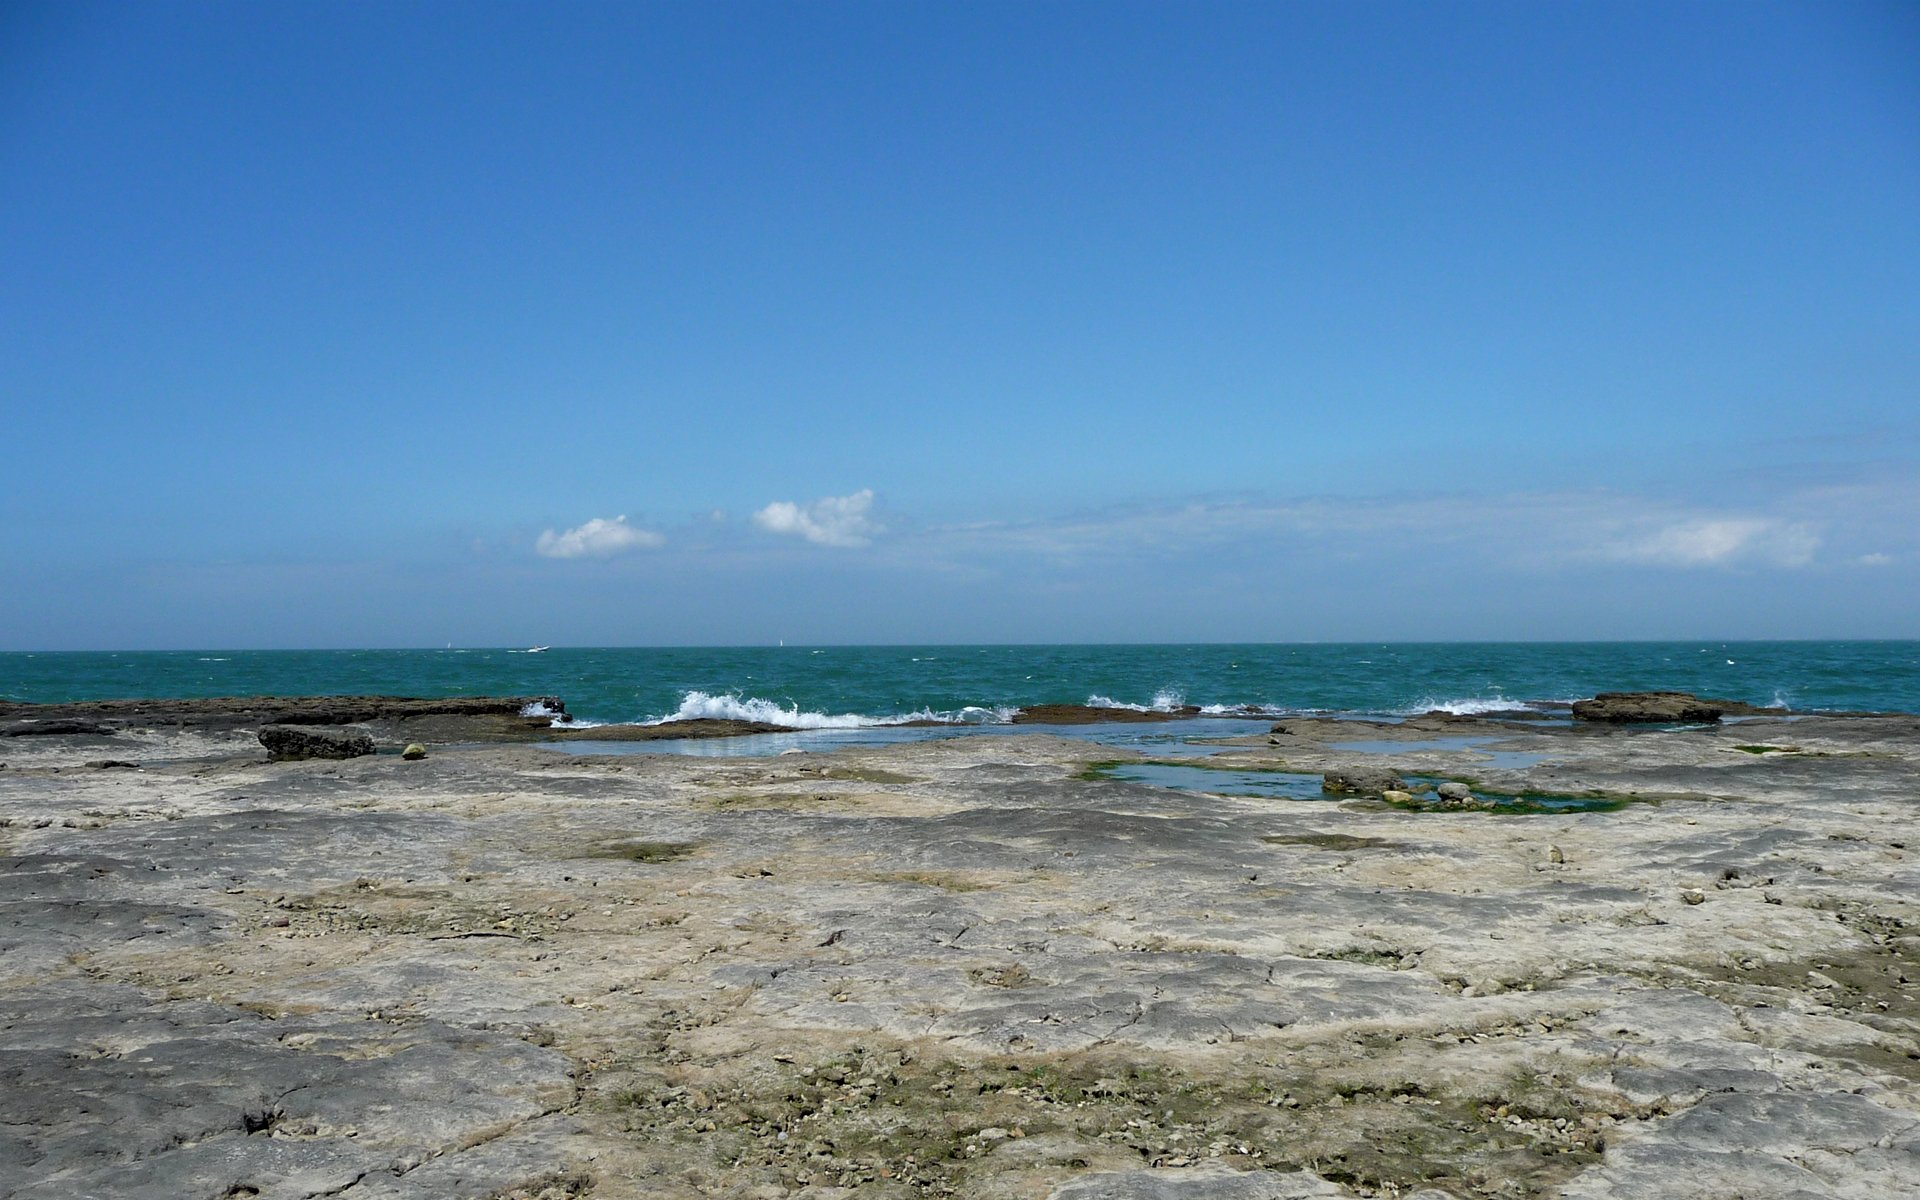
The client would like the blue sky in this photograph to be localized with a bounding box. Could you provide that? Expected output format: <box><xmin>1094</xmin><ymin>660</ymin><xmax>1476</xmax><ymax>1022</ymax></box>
<box><xmin>2</xmin><ymin>0</ymin><xmax>1916</xmax><ymax>648</ymax></box>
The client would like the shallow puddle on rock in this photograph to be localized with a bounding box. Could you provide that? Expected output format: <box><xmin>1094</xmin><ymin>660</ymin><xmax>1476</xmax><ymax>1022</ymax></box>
<box><xmin>1099</xmin><ymin>762</ymin><xmax>1335</xmax><ymax>800</ymax></box>
<box><xmin>1096</xmin><ymin>762</ymin><xmax>1623</xmax><ymax>814</ymax></box>
<box><xmin>1330</xmin><ymin>736</ymin><xmax>1548</xmax><ymax>770</ymax></box>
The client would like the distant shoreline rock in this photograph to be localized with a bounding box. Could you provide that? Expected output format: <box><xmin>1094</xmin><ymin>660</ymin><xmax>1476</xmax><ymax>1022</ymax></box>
<box><xmin>1570</xmin><ymin>691</ymin><xmax>1788</xmax><ymax>724</ymax></box>
<box><xmin>0</xmin><ymin>695</ymin><xmax>568</xmax><ymax>735</ymax></box>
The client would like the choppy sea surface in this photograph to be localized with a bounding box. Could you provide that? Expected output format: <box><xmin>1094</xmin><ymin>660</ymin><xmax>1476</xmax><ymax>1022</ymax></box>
<box><xmin>3</xmin><ymin>642</ymin><xmax>1915</xmax><ymax>725</ymax></box>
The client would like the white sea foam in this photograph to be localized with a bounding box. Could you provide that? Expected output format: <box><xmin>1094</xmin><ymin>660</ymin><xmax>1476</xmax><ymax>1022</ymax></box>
<box><xmin>1085</xmin><ymin>689</ymin><xmax>1188</xmax><ymax>712</ymax></box>
<box><xmin>650</xmin><ymin>691</ymin><xmax>1018</xmax><ymax>729</ymax></box>
<box><xmin>660</xmin><ymin>691</ymin><xmax>874</xmax><ymax>728</ymax></box>
<box><xmin>1198</xmin><ymin>702</ymin><xmax>1289</xmax><ymax>717</ymax></box>
<box><xmin>941</xmin><ymin>704</ymin><xmax>1019</xmax><ymax>724</ymax></box>
<box><xmin>1402</xmin><ymin>694</ymin><xmax>1568</xmax><ymax>716</ymax></box>
<box><xmin>520</xmin><ymin>700</ymin><xmax>564</xmax><ymax>718</ymax></box>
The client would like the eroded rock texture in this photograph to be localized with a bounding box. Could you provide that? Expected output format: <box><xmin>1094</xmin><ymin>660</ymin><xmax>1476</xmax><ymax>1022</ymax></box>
<box><xmin>0</xmin><ymin>707</ymin><xmax>1914</xmax><ymax>1198</ymax></box>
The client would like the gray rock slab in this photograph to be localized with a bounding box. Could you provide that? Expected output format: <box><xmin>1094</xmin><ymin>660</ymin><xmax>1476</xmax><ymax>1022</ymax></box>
<box><xmin>0</xmin><ymin>982</ymin><xmax>575</xmax><ymax>1200</ymax></box>
<box><xmin>1048</xmin><ymin>1165</ymin><xmax>1349</xmax><ymax>1198</ymax></box>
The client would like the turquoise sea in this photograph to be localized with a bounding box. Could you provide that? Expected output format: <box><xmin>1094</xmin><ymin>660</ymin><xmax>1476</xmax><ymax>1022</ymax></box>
<box><xmin>3</xmin><ymin>642</ymin><xmax>1916</xmax><ymax>724</ymax></box>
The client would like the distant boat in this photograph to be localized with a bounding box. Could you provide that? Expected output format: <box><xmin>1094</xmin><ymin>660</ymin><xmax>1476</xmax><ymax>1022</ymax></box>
<box><xmin>526</xmin><ymin>645</ymin><xmax>551</xmax><ymax>653</ymax></box>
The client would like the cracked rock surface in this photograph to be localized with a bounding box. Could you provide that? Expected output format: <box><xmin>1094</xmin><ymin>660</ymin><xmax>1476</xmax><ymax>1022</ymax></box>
<box><xmin>0</xmin><ymin>711</ymin><xmax>1915</xmax><ymax>1198</ymax></box>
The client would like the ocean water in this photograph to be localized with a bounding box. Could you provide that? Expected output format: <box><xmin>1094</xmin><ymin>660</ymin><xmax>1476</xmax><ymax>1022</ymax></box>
<box><xmin>3</xmin><ymin>642</ymin><xmax>1916</xmax><ymax>725</ymax></box>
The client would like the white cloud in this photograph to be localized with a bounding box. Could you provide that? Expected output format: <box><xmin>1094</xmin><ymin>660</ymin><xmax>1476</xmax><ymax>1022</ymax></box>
<box><xmin>897</xmin><ymin>493</ymin><xmax>1844</xmax><ymax>576</ymax></box>
<box><xmin>1601</xmin><ymin>517</ymin><xmax>1819</xmax><ymax>568</ymax></box>
<box><xmin>753</xmin><ymin>489</ymin><xmax>881</xmax><ymax>548</ymax></box>
<box><xmin>535</xmin><ymin>515</ymin><xmax>665</xmax><ymax>559</ymax></box>
<box><xmin>1857</xmin><ymin>552</ymin><xmax>1893</xmax><ymax>567</ymax></box>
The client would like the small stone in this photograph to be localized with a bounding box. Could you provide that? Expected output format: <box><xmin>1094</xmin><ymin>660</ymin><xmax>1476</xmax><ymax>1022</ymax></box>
<box><xmin>1682</xmin><ymin>889</ymin><xmax>1706</xmax><ymax>905</ymax></box>
<box><xmin>402</xmin><ymin>743</ymin><xmax>428</xmax><ymax>760</ymax></box>
<box><xmin>1382</xmin><ymin>789</ymin><xmax>1415</xmax><ymax>805</ymax></box>
<box><xmin>1548</xmin><ymin>844</ymin><xmax>1566</xmax><ymax>864</ymax></box>
<box><xmin>1437</xmin><ymin>782</ymin><xmax>1474</xmax><ymax>802</ymax></box>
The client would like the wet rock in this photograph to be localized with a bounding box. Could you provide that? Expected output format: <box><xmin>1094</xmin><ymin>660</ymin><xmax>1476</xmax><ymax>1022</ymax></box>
<box><xmin>258</xmin><ymin>725</ymin><xmax>375</xmax><ymax>761</ymax></box>
<box><xmin>1321</xmin><ymin>767</ymin><xmax>1404</xmax><ymax>795</ymax></box>
<box><xmin>1013</xmin><ymin>704</ymin><xmax>1201</xmax><ymax>725</ymax></box>
<box><xmin>3</xmin><ymin>719</ymin><xmax>113</xmax><ymax>737</ymax></box>
<box><xmin>1571</xmin><ymin>691</ymin><xmax>1725</xmax><ymax>723</ymax></box>
<box><xmin>548</xmin><ymin>718</ymin><xmax>790</xmax><ymax>741</ymax></box>
<box><xmin>401</xmin><ymin>743</ymin><xmax>427</xmax><ymax>761</ymax></box>
<box><xmin>1436</xmin><ymin>782</ymin><xmax>1474</xmax><ymax>803</ymax></box>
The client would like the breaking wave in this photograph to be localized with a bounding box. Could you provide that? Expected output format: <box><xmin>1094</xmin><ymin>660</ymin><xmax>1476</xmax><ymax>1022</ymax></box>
<box><xmin>1198</xmin><ymin>702</ymin><xmax>1290</xmax><ymax>716</ymax></box>
<box><xmin>1400</xmin><ymin>694</ymin><xmax>1568</xmax><ymax>716</ymax></box>
<box><xmin>650</xmin><ymin>691</ymin><xmax>1017</xmax><ymax>729</ymax></box>
<box><xmin>1084</xmin><ymin>689</ymin><xmax>1189</xmax><ymax>712</ymax></box>
<box><xmin>628</xmin><ymin>688</ymin><xmax>1590</xmax><ymax>730</ymax></box>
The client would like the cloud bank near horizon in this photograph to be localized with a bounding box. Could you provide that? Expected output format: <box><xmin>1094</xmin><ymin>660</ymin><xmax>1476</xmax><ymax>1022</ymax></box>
<box><xmin>527</xmin><ymin>476</ymin><xmax>1909</xmax><ymax>581</ymax></box>
<box><xmin>534</xmin><ymin>516</ymin><xmax>665</xmax><ymax>559</ymax></box>
<box><xmin>13</xmin><ymin>473</ymin><xmax>1916</xmax><ymax>649</ymax></box>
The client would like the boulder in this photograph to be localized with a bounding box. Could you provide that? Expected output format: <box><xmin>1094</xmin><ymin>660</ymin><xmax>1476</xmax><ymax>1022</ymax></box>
<box><xmin>1321</xmin><ymin>767</ymin><xmax>1404</xmax><ymax>795</ymax></box>
<box><xmin>1572</xmin><ymin>692</ymin><xmax>1724</xmax><ymax>723</ymax></box>
<box><xmin>401</xmin><ymin>743</ymin><xmax>428</xmax><ymax>760</ymax></box>
<box><xmin>1436</xmin><ymin>782</ymin><xmax>1474</xmax><ymax>803</ymax></box>
<box><xmin>259</xmin><ymin>724</ymin><xmax>375</xmax><ymax>761</ymax></box>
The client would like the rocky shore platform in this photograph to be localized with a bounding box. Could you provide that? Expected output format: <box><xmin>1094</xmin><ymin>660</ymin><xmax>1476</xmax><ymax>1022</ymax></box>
<box><xmin>1</xmin><ymin>698</ymin><xmax>1915</xmax><ymax>1199</ymax></box>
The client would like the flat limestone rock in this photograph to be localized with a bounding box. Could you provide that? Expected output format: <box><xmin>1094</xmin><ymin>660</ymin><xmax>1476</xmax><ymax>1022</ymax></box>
<box><xmin>1048</xmin><ymin>1165</ymin><xmax>1348</xmax><ymax>1199</ymax></box>
<box><xmin>2</xmin><ymin>707</ymin><xmax>1916</xmax><ymax>1199</ymax></box>
<box><xmin>0</xmin><ymin>982</ymin><xmax>576</xmax><ymax>1200</ymax></box>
